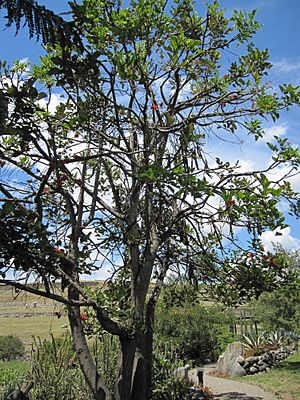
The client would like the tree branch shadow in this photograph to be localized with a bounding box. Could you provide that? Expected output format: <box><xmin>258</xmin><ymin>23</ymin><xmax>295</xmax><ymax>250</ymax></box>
<box><xmin>213</xmin><ymin>392</ymin><xmax>264</xmax><ymax>400</ymax></box>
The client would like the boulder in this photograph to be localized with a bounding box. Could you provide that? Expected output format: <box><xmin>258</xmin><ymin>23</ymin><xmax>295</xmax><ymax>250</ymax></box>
<box><xmin>243</xmin><ymin>361</ymin><xmax>250</xmax><ymax>370</ymax></box>
<box><xmin>259</xmin><ymin>364</ymin><xmax>267</xmax><ymax>372</ymax></box>
<box><xmin>216</xmin><ymin>342</ymin><xmax>246</xmax><ymax>377</ymax></box>
<box><xmin>232</xmin><ymin>363</ymin><xmax>247</xmax><ymax>376</ymax></box>
<box><xmin>250</xmin><ymin>366</ymin><xmax>259</xmax><ymax>374</ymax></box>
<box><xmin>236</xmin><ymin>355</ymin><xmax>245</xmax><ymax>365</ymax></box>
<box><xmin>245</xmin><ymin>356</ymin><xmax>259</xmax><ymax>364</ymax></box>
<box><xmin>5</xmin><ymin>390</ymin><xmax>29</xmax><ymax>400</ymax></box>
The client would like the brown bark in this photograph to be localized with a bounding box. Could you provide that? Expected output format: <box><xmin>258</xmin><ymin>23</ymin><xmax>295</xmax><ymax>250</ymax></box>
<box><xmin>114</xmin><ymin>332</ymin><xmax>153</xmax><ymax>400</ymax></box>
<box><xmin>114</xmin><ymin>338</ymin><xmax>136</xmax><ymax>400</ymax></box>
<box><xmin>68</xmin><ymin>287</ymin><xmax>110</xmax><ymax>400</ymax></box>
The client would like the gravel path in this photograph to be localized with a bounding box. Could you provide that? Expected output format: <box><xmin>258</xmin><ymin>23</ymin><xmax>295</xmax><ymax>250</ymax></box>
<box><xmin>203</xmin><ymin>367</ymin><xmax>277</xmax><ymax>400</ymax></box>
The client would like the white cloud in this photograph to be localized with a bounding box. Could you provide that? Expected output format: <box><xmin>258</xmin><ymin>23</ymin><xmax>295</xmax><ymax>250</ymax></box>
<box><xmin>266</xmin><ymin>163</ymin><xmax>300</xmax><ymax>192</ymax></box>
<box><xmin>236</xmin><ymin>158</ymin><xmax>255</xmax><ymax>173</ymax></box>
<box><xmin>38</xmin><ymin>92</ymin><xmax>64</xmax><ymax>114</ymax></box>
<box><xmin>81</xmin><ymin>267</ymin><xmax>111</xmax><ymax>281</ymax></box>
<box><xmin>261</xmin><ymin>124</ymin><xmax>288</xmax><ymax>143</ymax></box>
<box><xmin>261</xmin><ymin>226</ymin><xmax>300</xmax><ymax>251</ymax></box>
<box><xmin>272</xmin><ymin>59</ymin><xmax>300</xmax><ymax>74</ymax></box>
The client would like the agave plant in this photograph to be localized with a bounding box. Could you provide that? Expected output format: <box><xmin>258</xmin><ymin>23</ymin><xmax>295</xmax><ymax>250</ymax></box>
<box><xmin>285</xmin><ymin>330</ymin><xmax>300</xmax><ymax>349</ymax></box>
<box><xmin>266</xmin><ymin>330</ymin><xmax>285</xmax><ymax>350</ymax></box>
<box><xmin>243</xmin><ymin>333</ymin><xmax>266</xmax><ymax>357</ymax></box>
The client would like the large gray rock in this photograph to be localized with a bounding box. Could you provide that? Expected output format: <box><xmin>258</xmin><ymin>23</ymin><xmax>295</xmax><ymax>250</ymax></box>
<box><xmin>232</xmin><ymin>363</ymin><xmax>247</xmax><ymax>376</ymax></box>
<box><xmin>216</xmin><ymin>342</ymin><xmax>246</xmax><ymax>377</ymax></box>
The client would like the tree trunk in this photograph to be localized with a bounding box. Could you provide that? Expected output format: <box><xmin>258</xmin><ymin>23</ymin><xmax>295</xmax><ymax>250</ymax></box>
<box><xmin>114</xmin><ymin>338</ymin><xmax>136</xmax><ymax>400</ymax></box>
<box><xmin>68</xmin><ymin>287</ymin><xmax>110</xmax><ymax>400</ymax></box>
<box><xmin>114</xmin><ymin>331</ymin><xmax>153</xmax><ymax>400</ymax></box>
<box><xmin>131</xmin><ymin>330</ymin><xmax>153</xmax><ymax>400</ymax></box>
<box><xmin>115</xmin><ymin>295</ymin><xmax>155</xmax><ymax>400</ymax></box>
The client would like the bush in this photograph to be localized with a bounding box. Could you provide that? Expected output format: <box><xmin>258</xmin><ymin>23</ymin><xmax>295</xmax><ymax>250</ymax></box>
<box><xmin>29</xmin><ymin>335</ymin><xmax>93</xmax><ymax>400</ymax></box>
<box><xmin>151</xmin><ymin>354</ymin><xmax>191</xmax><ymax>400</ymax></box>
<box><xmin>0</xmin><ymin>336</ymin><xmax>25</xmax><ymax>361</ymax></box>
<box><xmin>250</xmin><ymin>289</ymin><xmax>300</xmax><ymax>333</ymax></box>
<box><xmin>91</xmin><ymin>333</ymin><xmax>119</xmax><ymax>393</ymax></box>
<box><xmin>155</xmin><ymin>303</ymin><xmax>235</xmax><ymax>365</ymax></box>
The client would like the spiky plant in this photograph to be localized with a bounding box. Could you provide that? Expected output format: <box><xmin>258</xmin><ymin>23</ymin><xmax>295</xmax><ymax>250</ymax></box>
<box><xmin>266</xmin><ymin>330</ymin><xmax>285</xmax><ymax>350</ymax></box>
<box><xmin>243</xmin><ymin>333</ymin><xmax>266</xmax><ymax>357</ymax></box>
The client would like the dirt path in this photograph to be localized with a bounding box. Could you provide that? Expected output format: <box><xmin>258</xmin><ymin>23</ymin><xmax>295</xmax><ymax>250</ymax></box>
<box><xmin>203</xmin><ymin>367</ymin><xmax>277</xmax><ymax>400</ymax></box>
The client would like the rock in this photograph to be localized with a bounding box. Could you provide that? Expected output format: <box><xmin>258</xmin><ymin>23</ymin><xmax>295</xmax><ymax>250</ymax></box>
<box><xmin>259</xmin><ymin>364</ymin><xmax>267</xmax><ymax>372</ymax></box>
<box><xmin>243</xmin><ymin>361</ymin><xmax>250</xmax><ymax>370</ymax></box>
<box><xmin>250</xmin><ymin>366</ymin><xmax>259</xmax><ymax>374</ymax></box>
<box><xmin>5</xmin><ymin>390</ymin><xmax>29</xmax><ymax>400</ymax></box>
<box><xmin>216</xmin><ymin>342</ymin><xmax>245</xmax><ymax>376</ymax></box>
<box><xmin>192</xmin><ymin>395</ymin><xmax>205</xmax><ymax>400</ymax></box>
<box><xmin>236</xmin><ymin>355</ymin><xmax>245</xmax><ymax>365</ymax></box>
<box><xmin>245</xmin><ymin>356</ymin><xmax>259</xmax><ymax>364</ymax></box>
<box><xmin>232</xmin><ymin>363</ymin><xmax>247</xmax><ymax>376</ymax></box>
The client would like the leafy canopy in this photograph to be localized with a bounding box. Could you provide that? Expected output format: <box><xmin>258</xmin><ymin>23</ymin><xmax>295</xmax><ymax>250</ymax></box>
<box><xmin>0</xmin><ymin>0</ymin><xmax>300</xmax><ymax>314</ymax></box>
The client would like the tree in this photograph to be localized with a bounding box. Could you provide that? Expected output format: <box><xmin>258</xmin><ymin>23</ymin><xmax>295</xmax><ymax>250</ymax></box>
<box><xmin>0</xmin><ymin>0</ymin><xmax>81</xmax><ymax>47</ymax></box>
<box><xmin>1</xmin><ymin>0</ymin><xmax>300</xmax><ymax>399</ymax></box>
<box><xmin>250</xmin><ymin>247</ymin><xmax>300</xmax><ymax>332</ymax></box>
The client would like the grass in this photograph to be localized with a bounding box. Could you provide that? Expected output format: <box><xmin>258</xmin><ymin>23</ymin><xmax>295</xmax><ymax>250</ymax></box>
<box><xmin>0</xmin><ymin>360</ymin><xmax>30</xmax><ymax>387</ymax></box>
<box><xmin>0</xmin><ymin>283</ymin><xmax>70</xmax><ymax>342</ymax></box>
<box><xmin>0</xmin><ymin>315</ymin><xmax>69</xmax><ymax>341</ymax></box>
<box><xmin>234</xmin><ymin>351</ymin><xmax>300</xmax><ymax>400</ymax></box>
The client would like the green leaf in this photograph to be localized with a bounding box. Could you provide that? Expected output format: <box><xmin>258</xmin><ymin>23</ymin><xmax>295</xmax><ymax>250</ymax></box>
<box><xmin>37</xmin><ymin>92</ymin><xmax>48</xmax><ymax>100</ymax></box>
<box><xmin>2</xmin><ymin>202</ymin><xmax>15</xmax><ymax>215</ymax></box>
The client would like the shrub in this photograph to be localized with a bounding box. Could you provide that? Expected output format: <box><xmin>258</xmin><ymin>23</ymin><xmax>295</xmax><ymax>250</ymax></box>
<box><xmin>285</xmin><ymin>330</ymin><xmax>300</xmax><ymax>349</ymax></box>
<box><xmin>0</xmin><ymin>360</ymin><xmax>30</xmax><ymax>387</ymax></box>
<box><xmin>266</xmin><ymin>330</ymin><xmax>285</xmax><ymax>350</ymax></box>
<box><xmin>92</xmin><ymin>333</ymin><xmax>119</xmax><ymax>393</ymax></box>
<box><xmin>0</xmin><ymin>379</ymin><xmax>20</xmax><ymax>400</ymax></box>
<box><xmin>155</xmin><ymin>303</ymin><xmax>235</xmax><ymax>365</ymax></box>
<box><xmin>0</xmin><ymin>336</ymin><xmax>25</xmax><ymax>361</ymax></box>
<box><xmin>29</xmin><ymin>335</ymin><xmax>93</xmax><ymax>400</ymax></box>
<box><xmin>151</xmin><ymin>354</ymin><xmax>191</xmax><ymax>400</ymax></box>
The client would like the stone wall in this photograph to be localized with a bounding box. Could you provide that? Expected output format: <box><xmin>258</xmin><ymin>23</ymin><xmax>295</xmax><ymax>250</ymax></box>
<box><xmin>216</xmin><ymin>342</ymin><xmax>293</xmax><ymax>376</ymax></box>
<box><xmin>236</xmin><ymin>347</ymin><xmax>293</xmax><ymax>375</ymax></box>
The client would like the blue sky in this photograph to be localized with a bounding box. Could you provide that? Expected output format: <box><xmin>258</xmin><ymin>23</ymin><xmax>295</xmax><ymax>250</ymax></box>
<box><xmin>1</xmin><ymin>0</ymin><xmax>300</xmax><ymax>256</ymax></box>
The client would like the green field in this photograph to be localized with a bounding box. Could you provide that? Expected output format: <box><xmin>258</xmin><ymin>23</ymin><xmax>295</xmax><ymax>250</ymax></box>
<box><xmin>0</xmin><ymin>315</ymin><xmax>69</xmax><ymax>341</ymax></box>
<box><xmin>0</xmin><ymin>284</ymin><xmax>69</xmax><ymax>343</ymax></box>
<box><xmin>0</xmin><ymin>282</ymin><xmax>104</xmax><ymax>343</ymax></box>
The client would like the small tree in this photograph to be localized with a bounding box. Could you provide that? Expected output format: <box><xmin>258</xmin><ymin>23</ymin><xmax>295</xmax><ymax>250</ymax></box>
<box><xmin>1</xmin><ymin>1</ymin><xmax>300</xmax><ymax>399</ymax></box>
